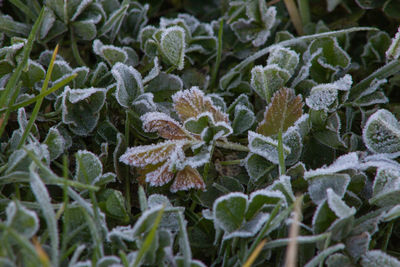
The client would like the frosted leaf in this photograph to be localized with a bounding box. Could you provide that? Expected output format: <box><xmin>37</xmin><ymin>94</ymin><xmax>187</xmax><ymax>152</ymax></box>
<box><xmin>291</xmin><ymin>48</ymin><xmax>322</xmax><ymax>88</ymax></box>
<box><xmin>170</xmin><ymin>166</ymin><xmax>206</xmax><ymax>192</ymax></box>
<box><xmin>304</xmin><ymin>152</ymin><xmax>359</xmax><ymax>179</ymax></box>
<box><xmin>172</xmin><ymin>87</ymin><xmax>228</xmax><ymax>123</ymax></box>
<box><xmin>69</xmin><ymin>0</ymin><xmax>92</xmax><ymax>21</ymax></box>
<box><xmin>250</xmin><ymin>65</ymin><xmax>291</xmax><ymax>101</ymax></box>
<box><xmin>66</xmin><ymin>87</ymin><xmax>103</xmax><ymax>103</ymax></box>
<box><xmin>386</xmin><ymin>26</ymin><xmax>400</xmax><ymax>60</ymax></box>
<box><xmin>141</xmin><ymin>112</ymin><xmax>189</xmax><ymax>140</ymax></box>
<box><xmin>248</xmin><ymin>131</ymin><xmax>290</xmax><ymax>164</ymax></box>
<box><xmin>132</xmin><ymin>93</ymin><xmax>157</xmax><ymax>114</ymax></box>
<box><xmin>120</xmin><ymin>140</ymin><xmax>185</xmax><ymax>168</ymax></box>
<box><xmin>111</xmin><ymin>62</ymin><xmax>143</xmax><ymax>108</ymax></box>
<box><xmin>361</xmin><ymin>250</ymin><xmax>400</xmax><ymax>267</ymax></box>
<box><xmin>93</xmin><ymin>39</ymin><xmax>128</xmax><ymax>66</ymax></box>
<box><xmin>213</xmin><ymin>192</ymin><xmax>248</xmax><ymax>233</ymax></box>
<box><xmin>232</xmin><ymin>104</ymin><xmax>255</xmax><ymax>135</ymax></box>
<box><xmin>304</xmin><ymin>244</ymin><xmax>345</xmax><ymax>267</ymax></box>
<box><xmin>96</xmin><ymin>256</ymin><xmax>120</xmax><ymax>267</ymax></box>
<box><xmin>345</xmin><ymin>232</ymin><xmax>371</xmax><ymax>261</ymax></box>
<box><xmin>143</xmin><ymin>57</ymin><xmax>160</xmax><ymax>84</ymax></box>
<box><xmin>363</xmin><ymin>109</ymin><xmax>400</xmax><ymax>154</ymax></box>
<box><xmin>267</xmin><ymin>46</ymin><xmax>299</xmax><ymax>75</ymax></box>
<box><xmin>6</xmin><ymin>201</ymin><xmax>39</xmax><ymax>238</ymax></box>
<box><xmin>245</xmin><ymin>153</ymin><xmax>272</xmax><ymax>182</ymax></box>
<box><xmin>148</xmin><ymin>194</ymin><xmax>172</xmax><ymax>208</ymax></box>
<box><xmin>44</xmin><ymin>127</ymin><xmax>65</xmax><ymax>161</ymax></box>
<box><xmin>74</xmin><ymin>150</ymin><xmax>102</xmax><ymax>185</ymax></box>
<box><xmin>370</xmin><ymin>167</ymin><xmax>400</xmax><ymax>207</ymax></box>
<box><xmin>256</xmin><ymin>87</ymin><xmax>303</xmax><ymax>137</ymax></box>
<box><xmin>139</xmin><ymin>25</ymin><xmax>157</xmax><ymax>49</ymax></box>
<box><xmin>247</xmin><ymin>190</ymin><xmax>286</xmax><ymax>219</ymax></box>
<box><xmin>174</xmin><ymin>146</ymin><xmax>210</xmax><ymax>170</ymax></box>
<box><xmin>283</xmin><ymin>127</ymin><xmax>303</xmax><ymax>165</ymax></box>
<box><xmin>223</xmin><ymin>213</ymin><xmax>270</xmax><ymax>240</ymax></box>
<box><xmin>358</xmin><ymin>78</ymin><xmax>387</xmax><ymax>98</ymax></box>
<box><xmin>381</xmin><ymin>204</ymin><xmax>400</xmax><ymax>222</ymax></box>
<box><xmin>267</xmin><ymin>175</ymin><xmax>295</xmax><ymax>204</ymax></box>
<box><xmin>185</xmin><ymin>112</ymin><xmax>232</xmax><ymax>141</ymax></box>
<box><xmin>160</xmin><ymin>26</ymin><xmax>186</xmax><ymax>70</ymax></box>
<box><xmin>307</xmin><ymin>173</ymin><xmax>350</xmax><ymax>205</ymax></box>
<box><xmin>306</xmin><ymin>86</ymin><xmax>336</xmax><ymax>111</ymax></box>
<box><xmin>326</xmin><ymin>189</ymin><xmax>356</xmax><ymax>218</ymax></box>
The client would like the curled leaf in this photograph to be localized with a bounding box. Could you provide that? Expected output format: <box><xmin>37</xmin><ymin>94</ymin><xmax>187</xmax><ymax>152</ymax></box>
<box><xmin>170</xmin><ymin>166</ymin><xmax>206</xmax><ymax>192</ymax></box>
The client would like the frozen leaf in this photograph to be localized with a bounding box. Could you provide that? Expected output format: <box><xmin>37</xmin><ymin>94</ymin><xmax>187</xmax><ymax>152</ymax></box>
<box><xmin>361</xmin><ymin>32</ymin><xmax>391</xmax><ymax>67</ymax></box>
<box><xmin>268</xmin><ymin>175</ymin><xmax>295</xmax><ymax>204</ymax></box>
<box><xmin>247</xmin><ymin>189</ymin><xmax>286</xmax><ymax>219</ymax></box>
<box><xmin>306</xmin><ymin>75</ymin><xmax>352</xmax><ymax>111</ymax></box>
<box><xmin>146</xmin><ymin>72</ymin><xmax>183</xmax><ymax>101</ymax></box>
<box><xmin>93</xmin><ymin>39</ymin><xmax>128</xmax><ymax>66</ymax></box>
<box><xmin>160</xmin><ymin>26</ymin><xmax>186</xmax><ymax>70</ymax></box>
<box><xmin>43</xmin><ymin>127</ymin><xmax>65</xmax><ymax>161</ymax></box>
<box><xmin>75</xmin><ymin>150</ymin><xmax>102</xmax><ymax>185</ymax></box>
<box><xmin>184</xmin><ymin>112</ymin><xmax>232</xmax><ymax>141</ymax></box>
<box><xmin>305</xmin><ymin>152</ymin><xmax>359</xmax><ymax>178</ymax></box>
<box><xmin>257</xmin><ymin>87</ymin><xmax>303</xmax><ymax>136</ymax></box>
<box><xmin>170</xmin><ymin>166</ymin><xmax>206</xmax><ymax>192</ymax></box>
<box><xmin>307</xmin><ymin>173</ymin><xmax>350</xmax><ymax>205</ymax></box>
<box><xmin>326</xmin><ymin>254</ymin><xmax>353</xmax><ymax>267</ymax></box>
<box><xmin>143</xmin><ymin>57</ymin><xmax>160</xmax><ymax>84</ymax></box>
<box><xmin>6</xmin><ymin>201</ymin><xmax>39</xmax><ymax>238</ymax></box>
<box><xmin>304</xmin><ymin>244</ymin><xmax>345</xmax><ymax>267</ymax></box>
<box><xmin>223</xmin><ymin>212</ymin><xmax>270</xmax><ymax>240</ymax></box>
<box><xmin>245</xmin><ymin>153</ymin><xmax>272</xmax><ymax>182</ymax></box>
<box><xmin>213</xmin><ymin>192</ymin><xmax>248</xmax><ymax>233</ymax></box>
<box><xmin>120</xmin><ymin>140</ymin><xmax>184</xmax><ymax>168</ymax></box>
<box><xmin>361</xmin><ymin>250</ymin><xmax>400</xmax><ymax>267</ymax></box>
<box><xmin>267</xmin><ymin>46</ymin><xmax>299</xmax><ymax>75</ymax></box>
<box><xmin>363</xmin><ymin>109</ymin><xmax>400</xmax><ymax>154</ymax></box>
<box><xmin>370</xmin><ymin>167</ymin><xmax>400</xmax><ymax>207</ymax></box>
<box><xmin>105</xmin><ymin>189</ymin><xmax>129</xmax><ymax>222</ymax></box>
<box><xmin>232</xmin><ymin>104</ymin><xmax>255</xmax><ymax>135</ymax></box>
<box><xmin>172</xmin><ymin>87</ymin><xmax>228</xmax><ymax>123</ymax></box>
<box><xmin>132</xmin><ymin>93</ymin><xmax>157</xmax><ymax>114</ymax></box>
<box><xmin>382</xmin><ymin>204</ymin><xmax>400</xmax><ymax>222</ymax></box>
<box><xmin>386</xmin><ymin>26</ymin><xmax>400</xmax><ymax>60</ymax></box>
<box><xmin>96</xmin><ymin>256</ymin><xmax>120</xmax><ymax>267</ymax></box>
<box><xmin>326</xmin><ymin>189</ymin><xmax>356</xmax><ymax>218</ymax></box>
<box><xmin>250</xmin><ymin>65</ymin><xmax>291</xmax><ymax>101</ymax></box>
<box><xmin>141</xmin><ymin>112</ymin><xmax>189</xmax><ymax>140</ymax></box>
<box><xmin>111</xmin><ymin>62</ymin><xmax>143</xmax><ymax>108</ymax></box>
<box><xmin>283</xmin><ymin>127</ymin><xmax>303</xmax><ymax>165</ymax></box>
<box><xmin>345</xmin><ymin>232</ymin><xmax>370</xmax><ymax>261</ymax></box>
<box><xmin>62</xmin><ymin>87</ymin><xmax>106</xmax><ymax>136</ymax></box>
<box><xmin>248</xmin><ymin>131</ymin><xmax>291</xmax><ymax>164</ymax></box>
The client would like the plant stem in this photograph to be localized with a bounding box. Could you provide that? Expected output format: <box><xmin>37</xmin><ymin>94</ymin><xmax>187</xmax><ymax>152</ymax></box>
<box><xmin>297</xmin><ymin>0</ymin><xmax>311</xmax><ymax>26</ymax></box>
<box><xmin>219</xmin><ymin>159</ymin><xmax>242</xmax><ymax>165</ymax></box>
<box><xmin>283</xmin><ymin>0</ymin><xmax>304</xmax><ymax>35</ymax></box>
<box><xmin>278</xmin><ymin>130</ymin><xmax>286</xmax><ymax>175</ymax></box>
<box><xmin>210</xmin><ymin>19</ymin><xmax>224</xmax><ymax>90</ymax></box>
<box><xmin>70</xmin><ymin>30</ymin><xmax>86</xmax><ymax>66</ymax></box>
<box><xmin>215</xmin><ymin>140</ymin><xmax>250</xmax><ymax>152</ymax></box>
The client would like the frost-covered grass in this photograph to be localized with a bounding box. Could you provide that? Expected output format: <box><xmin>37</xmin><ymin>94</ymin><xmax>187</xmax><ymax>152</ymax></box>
<box><xmin>1</xmin><ymin>0</ymin><xmax>400</xmax><ymax>266</ymax></box>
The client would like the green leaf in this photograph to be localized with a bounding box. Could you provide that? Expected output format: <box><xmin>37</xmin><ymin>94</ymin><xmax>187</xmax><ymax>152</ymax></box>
<box><xmin>105</xmin><ymin>189</ymin><xmax>129</xmax><ymax>222</ymax></box>
<box><xmin>111</xmin><ymin>62</ymin><xmax>143</xmax><ymax>108</ymax></box>
<box><xmin>250</xmin><ymin>65</ymin><xmax>290</xmax><ymax>101</ymax></box>
<box><xmin>75</xmin><ymin>150</ymin><xmax>102</xmax><ymax>185</ymax></box>
<box><xmin>256</xmin><ymin>88</ymin><xmax>303</xmax><ymax>136</ymax></box>
<box><xmin>6</xmin><ymin>201</ymin><xmax>39</xmax><ymax>239</ymax></box>
<box><xmin>93</xmin><ymin>40</ymin><xmax>128</xmax><ymax>66</ymax></box>
<box><xmin>160</xmin><ymin>26</ymin><xmax>186</xmax><ymax>70</ymax></box>
<box><xmin>363</xmin><ymin>109</ymin><xmax>400</xmax><ymax>154</ymax></box>
<box><xmin>248</xmin><ymin>131</ymin><xmax>291</xmax><ymax>164</ymax></box>
<box><xmin>267</xmin><ymin>46</ymin><xmax>299</xmax><ymax>75</ymax></box>
<box><xmin>306</xmin><ymin>173</ymin><xmax>350</xmax><ymax>205</ymax></box>
<box><xmin>213</xmin><ymin>192</ymin><xmax>248</xmax><ymax>233</ymax></box>
<box><xmin>245</xmin><ymin>153</ymin><xmax>273</xmax><ymax>182</ymax></box>
<box><xmin>370</xmin><ymin>167</ymin><xmax>400</xmax><ymax>207</ymax></box>
<box><xmin>43</xmin><ymin>127</ymin><xmax>65</xmax><ymax>161</ymax></box>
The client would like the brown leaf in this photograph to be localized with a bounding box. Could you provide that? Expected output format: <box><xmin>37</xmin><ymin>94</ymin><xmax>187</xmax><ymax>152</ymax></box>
<box><xmin>141</xmin><ymin>112</ymin><xmax>189</xmax><ymax>140</ymax></box>
<box><xmin>170</xmin><ymin>166</ymin><xmax>206</xmax><ymax>192</ymax></box>
<box><xmin>257</xmin><ymin>87</ymin><xmax>303</xmax><ymax>136</ymax></box>
<box><xmin>172</xmin><ymin>87</ymin><xmax>228</xmax><ymax>123</ymax></box>
<box><xmin>145</xmin><ymin>161</ymin><xmax>175</xmax><ymax>186</ymax></box>
<box><xmin>119</xmin><ymin>140</ymin><xmax>184</xmax><ymax>167</ymax></box>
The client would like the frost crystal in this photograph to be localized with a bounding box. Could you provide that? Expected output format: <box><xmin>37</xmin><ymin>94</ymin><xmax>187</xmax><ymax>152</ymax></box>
<box><xmin>386</xmin><ymin>26</ymin><xmax>400</xmax><ymax>61</ymax></box>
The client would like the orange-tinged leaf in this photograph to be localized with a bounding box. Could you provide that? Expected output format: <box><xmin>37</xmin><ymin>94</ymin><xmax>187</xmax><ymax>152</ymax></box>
<box><xmin>172</xmin><ymin>87</ymin><xmax>228</xmax><ymax>123</ymax></box>
<box><xmin>145</xmin><ymin>161</ymin><xmax>175</xmax><ymax>186</ymax></box>
<box><xmin>120</xmin><ymin>140</ymin><xmax>185</xmax><ymax>167</ymax></box>
<box><xmin>170</xmin><ymin>166</ymin><xmax>206</xmax><ymax>192</ymax></box>
<box><xmin>141</xmin><ymin>112</ymin><xmax>189</xmax><ymax>140</ymax></box>
<box><xmin>257</xmin><ymin>87</ymin><xmax>303</xmax><ymax>136</ymax></box>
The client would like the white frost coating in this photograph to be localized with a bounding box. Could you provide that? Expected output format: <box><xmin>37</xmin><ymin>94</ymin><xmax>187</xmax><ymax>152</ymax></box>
<box><xmin>361</xmin><ymin>250</ymin><xmax>400</xmax><ymax>267</ymax></box>
<box><xmin>267</xmin><ymin>175</ymin><xmax>295</xmax><ymax>203</ymax></box>
<box><xmin>326</xmin><ymin>188</ymin><xmax>356</xmax><ymax>218</ymax></box>
<box><xmin>65</xmin><ymin>87</ymin><xmax>105</xmax><ymax>103</ymax></box>
<box><xmin>250</xmin><ymin>65</ymin><xmax>267</xmax><ymax>98</ymax></box>
<box><xmin>362</xmin><ymin>109</ymin><xmax>400</xmax><ymax>154</ymax></box>
<box><xmin>386</xmin><ymin>26</ymin><xmax>400</xmax><ymax>60</ymax></box>
<box><xmin>143</xmin><ymin>57</ymin><xmax>160</xmax><ymax>84</ymax></box>
<box><xmin>17</xmin><ymin>107</ymin><xmax>28</xmax><ymax>130</ymax></box>
<box><xmin>132</xmin><ymin>93</ymin><xmax>157</xmax><ymax>113</ymax></box>
<box><xmin>160</xmin><ymin>26</ymin><xmax>186</xmax><ymax>70</ymax></box>
<box><xmin>70</xmin><ymin>0</ymin><xmax>92</xmax><ymax>21</ymax></box>
<box><xmin>131</xmin><ymin>204</ymin><xmax>164</xmax><ymax>236</ymax></box>
<box><xmin>111</xmin><ymin>62</ymin><xmax>143</xmax><ymax>108</ymax></box>
<box><xmin>358</xmin><ymin>78</ymin><xmax>387</xmax><ymax>98</ymax></box>
<box><xmin>307</xmin><ymin>173</ymin><xmax>350</xmax><ymax>205</ymax></box>
<box><xmin>148</xmin><ymin>194</ymin><xmax>172</xmax><ymax>208</ymax></box>
<box><xmin>223</xmin><ymin>213</ymin><xmax>270</xmax><ymax>240</ymax></box>
<box><xmin>0</xmin><ymin>41</ymin><xmax>25</xmax><ymax>57</ymax></box>
<box><xmin>267</xmin><ymin>46</ymin><xmax>299</xmax><ymax>74</ymax></box>
<box><xmin>306</xmin><ymin>75</ymin><xmax>352</xmax><ymax>111</ymax></box>
<box><xmin>372</xmin><ymin>168</ymin><xmax>400</xmax><ymax>198</ymax></box>
<box><xmin>141</xmin><ymin>112</ymin><xmax>183</xmax><ymax>131</ymax></box>
<box><xmin>212</xmin><ymin>192</ymin><xmax>248</xmax><ymax>232</ymax></box>
<box><xmin>382</xmin><ymin>205</ymin><xmax>400</xmax><ymax>222</ymax></box>
<box><xmin>175</xmin><ymin>149</ymin><xmax>210</xmax><ymax>170</ymax></box>
<box><xmin>202</xmin><ymin>209</ymin><xmax>213</xmax><ymax>220</ymax></box>
<box><xmin>75</xmin><ymin>150</ymin><xmax>103</xmax><ymax>182</ymax></box>
<box><xmin>291</xmin><ymin>48</ymin><xmax>322</xmax><ymax>88</ymax></box>
<box><xmin>178</xmin><ymin>13</ymin><xmax>200</xmax><ymax>33</ymax></box>
<box><xmin>6</xmin><ymin>201</ymin><xmax>39</xmax><ymax>238</ymax></box>
<box><xmin>248</xmin><ymin>131</ymin><xmax>290</xmax><ymax>164</ymax></box>
<box><xmin>119</xmin><ymin>140</ymin><xmax>186</xmax><ymax>167</ymax></box>
<box><xmin>54</xmin><ymin>60</ymin><xmax>73</xmax><ymax>74</ymax></box>
<box><xmin>304</xmin><ymin>152</ymin><xmax>359</xmax><ymax>179</ymax></box>
<box><xmin>249</xmin><ymin>189</ymin><xmax>287</xmax><ymax>208</ymax></box>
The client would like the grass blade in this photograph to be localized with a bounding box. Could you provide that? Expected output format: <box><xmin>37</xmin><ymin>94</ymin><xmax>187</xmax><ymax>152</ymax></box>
<box><xmin>17</xmin><ymin>44</ymin><xmax>59</xmax><ymax>149</ymax></box>
<box><xmin>242</xmin><ymin>239</ymin><xmax>267</xmax><ymax>267</ymax></box>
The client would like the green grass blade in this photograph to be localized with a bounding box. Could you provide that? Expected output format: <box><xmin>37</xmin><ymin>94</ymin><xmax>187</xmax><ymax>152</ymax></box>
<box><xmin>178</xmin><ymin>211</ymin><xmax>192</xmax><ymax>267</ymax></box>
<box><xmin>133</xmin><ymin>205</ymin><xmax>165</xmax><ymax>267</ymax></box>
<box><xmin>0</xmin><ymin>7</ymin><xmax>45</xmax><ymax>138</ymax></box>
<box><xmin>9</xmin><ymin>0</ymin><xmax>37</xmax><ymax>21</ymax></box>
<box><xmin>17</xmin><ymin>44</ymin><xmax>59</xmax><ymax>149</ymax></box>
